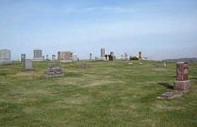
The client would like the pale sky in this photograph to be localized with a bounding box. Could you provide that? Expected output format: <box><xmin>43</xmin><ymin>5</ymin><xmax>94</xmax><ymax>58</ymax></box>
<box><xmin>0</xmin><ymin>0</ymin><xmax>197</xmax><ymax>60</ymax></box>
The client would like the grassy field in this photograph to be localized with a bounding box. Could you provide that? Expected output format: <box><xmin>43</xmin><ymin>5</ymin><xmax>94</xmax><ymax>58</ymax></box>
<box><xmin>0</xmin><ymin>60</ymin><xmax>197</xmax><ymax>127</ymax></box>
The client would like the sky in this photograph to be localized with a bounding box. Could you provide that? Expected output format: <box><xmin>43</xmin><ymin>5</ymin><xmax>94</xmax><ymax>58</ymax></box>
<box><xmin>0</xmin><ymin>0</ymin><xmax>197</xmax><ymax>60</ymax></box>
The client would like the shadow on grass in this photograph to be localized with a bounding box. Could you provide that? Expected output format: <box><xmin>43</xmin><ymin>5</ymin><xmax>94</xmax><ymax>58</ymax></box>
<box><xmin>0</xmin><ymin>72</ymin><xmax>7</xmax><ymax>76</ymax></box>
<box><xmin>191</xmin><ymin>77</ymin><xmax>197</xmax><ymax>80</ymax></box>
<box><xmin>158</xmin><ymin>82</ymin><xmax>174</xmax><ymax>89</ymax></box>
<box><xmin>64</xmin><ymin>72</ymin><xmax>82</xmax><ymax>78</ymax></box>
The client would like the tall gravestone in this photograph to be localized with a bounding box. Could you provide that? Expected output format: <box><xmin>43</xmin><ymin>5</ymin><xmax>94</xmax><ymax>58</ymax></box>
<box><xmin>139</xmin><ymin>52</ymin><xmax>142</xmax><ymax>60</ymax></box>
<box><xmin>21</xmin><ymin>54</ymin><xmax>26</xmax><ymax>63</ymax></box>
<box><xmin>89</xmin><ymin>53</ymin><xmax>93</xmax><ymax>60</ymax></box>
<box><xmin>174</xmin><ymin>62</ymin><xmax>191</xmax><ymax>91</ymax></box>
<box><xmin>100</xmin><ymin>48</ymin><xmax>106</xmax><ymax>60</ymax></box>
<box><xmin>21</xmin><ymin>54</ymin><xmax>26</xmax><ymax>70</ymax></box>
<box><xmin>124</xmin><ymin>53</ymin><xmax>128</xmax><ymax>60</ymax></box>
<box><xmin>22</xmin><ymin>54</ymin><xmax>33</xmax><ymax>71</ymax></box>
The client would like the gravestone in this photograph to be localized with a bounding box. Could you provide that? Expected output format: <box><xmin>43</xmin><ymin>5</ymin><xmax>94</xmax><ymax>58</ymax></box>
<box><xmin>163</xmin><ymin>62</ymin><xmax>167</xmax><ymax>68</ymax></box>
<box><xmin>174</xmin><ymin>62</ymin><xmax>191</xmax><ymax>91</ymax></box>
<box><xmin>52</xmin><ymin>55</ymin><xmax>56</xmax><ymax>60</ymax></box>
<box><xmin>21</xmin><ymin>54</ymin><xmax>26</xmax><ymax>63</ymax></box>
<box><xmin>89</xmin><ymin>53</ymin><xmax>93</xmax><ymax>60</ymax></box>
<box><xmin>58</xmin><ymin>51</ymin><xmax>73</xmax><ymax>63</ymax></box>
<box><xmin>95</xmin><ymin>57</ymin><xmax>99</xmax><ymax>60</ymax></box>
<box><xmin>72</xmin><ymin>55</ymin><xmax>78</xmax><ymax>62</ymax></box>
<box><xmin>0</xmin><ymin>49</ymin><xmax>11</xmax><ymax>64</ymax></box>
<box><xmin>23</xmin><ymin>59</ymin><xmax>33</xmax><ymax>71</ymax></box>
<box><xmin>100</xmin><ymin>48</ymin><xmax>106</xmax><ymax>60</ymax></box>
<box><xmin>33</xmin><ymin>49</ymin><xmax>44</xmax><ymax>61</ymax></box>
<box><xmin>155</xmin><ymin>62</ymin><xmax>167</xmax><ymax>68</ymax></box>
<box><xmin>139</xmin><ymin>52</ymin><xmax>142</xmax><ymax>60</ymax></box>
<box><xmin>46</xmin><ymin>63</ymin><xmax>63</xmax><ymax>78</ymax></box>
<box><xmin>124</xmin><ymin>53</ymin><xmax>128</xmax><ymax>60</ymax></box>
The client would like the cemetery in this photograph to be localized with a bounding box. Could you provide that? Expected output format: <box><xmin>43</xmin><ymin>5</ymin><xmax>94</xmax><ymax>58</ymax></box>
<box><xmin>1</xmin><ymin>0</ymin><xmax>196</xmax><ymax>126</ymax></box>
<box><xmin>0</xmin><ymin>59</ymin><xmax>196</xmax><ymax>127</ymax></box>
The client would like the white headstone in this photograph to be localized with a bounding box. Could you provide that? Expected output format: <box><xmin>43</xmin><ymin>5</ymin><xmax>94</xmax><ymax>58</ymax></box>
<box><xmin>0</xmin><ymin>49</ymin><xmax>11</xmax><ymax>64</ymax></box>
<box><xmin>24</xmin><ymin>59</ymin><xmax>33</xmax><ymax>71</ymax></box>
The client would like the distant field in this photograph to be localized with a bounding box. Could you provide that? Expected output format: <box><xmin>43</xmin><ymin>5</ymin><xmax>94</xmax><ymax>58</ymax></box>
<box><xmin>0</xmin><ymin>60</ymin><xmax>197</xmax><ymax>127</ymax></box>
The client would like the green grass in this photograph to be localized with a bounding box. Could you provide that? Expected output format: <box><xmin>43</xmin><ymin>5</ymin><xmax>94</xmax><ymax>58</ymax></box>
<box><xmin>0</xmin><ymin>60</ymin><xmax>197</xmax><ymax>127</ymax></box>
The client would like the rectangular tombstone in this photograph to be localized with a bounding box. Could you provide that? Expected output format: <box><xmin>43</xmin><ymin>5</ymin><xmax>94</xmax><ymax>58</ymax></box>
<box><xmin>0</xmin><ymin>49</ymin><xmax>11</xmax><ymax>64</ymax></box>
<box><xmin>23</xmin><ymin>59</ymin><xmax>33</xmax><ymax>71</ymax></box>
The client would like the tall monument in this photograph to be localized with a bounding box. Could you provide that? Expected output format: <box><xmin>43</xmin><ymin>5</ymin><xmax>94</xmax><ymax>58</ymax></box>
<box><xmin>174</xmin><ymin>62</ymin><xmax>191</xmax><ymax>91</ymax></box>
<box><xmin>100</xmin><ymin>48</ymin><xmax>105</xmax><ymax>60</ymax></box>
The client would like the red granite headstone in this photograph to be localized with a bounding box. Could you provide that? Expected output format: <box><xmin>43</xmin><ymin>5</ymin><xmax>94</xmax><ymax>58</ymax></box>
<box><xmin>174</xmin><ymin>62</ymin><xmax>191</xmax><ymax>91</ymax></box>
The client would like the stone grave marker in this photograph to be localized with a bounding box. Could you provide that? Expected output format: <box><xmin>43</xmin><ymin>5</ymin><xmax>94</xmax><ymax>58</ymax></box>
<box><xmin>23</xmin><ymin>59</ymin><xmax>33</xmax><ymax>71</ymax></box>
<box><xmin>174</xmin><ymin>62</ymin><xmax>191</xmax><ymax>91</ymax></box>
<box><xmin>46</xmin><ymin>63</ymin><xmax>63</xmax><ymax>78</ymax></box>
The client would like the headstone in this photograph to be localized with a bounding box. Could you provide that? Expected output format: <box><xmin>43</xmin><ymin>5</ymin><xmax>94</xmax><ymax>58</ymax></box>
<box><xmin>58</xmin><ymin>51</ymin><xmax>73</xmax><ymax>63</ymax></box>
<box><xmin>155</xmin><ymin>62</ymin><xmax>167</xmax><ymax>68</ymax></box>
<box><xmin>100</xmin><ymin>48</ymin><xmax>105</xmax><ymax>60</ymax></box>
<box><xmin>139</xmin><ymin>52</ymin><xmax>142</xmax><ymax>60</ymax></box>
<box><xmin>110</xmin><ymin>52</ymin><xmax>114</xmax><ymax>56</ymax></box>
<box><xmin>72</xmin><ymin>55</ymin><xmax>78</xmax><ymax>62</ymax></box>
<box><xmin>89</xmin><ymin>53</ymin><xmax>93</xmax><ymax>60</ymax></box>
<box><xmin>33</xmin><ymin>49</ymin><xmax>44</xmax><ymax>61</ymax></box>
<box><xmin>110</xmin><ymin>52</ymin><xmax>116</xmax><ymax>60</ymax></box>
<box><xmin>124</xmin><ymin>53</ymin><xmax>128</xmax><ymax>60</ymax></box>
<box><xmin>46</xmin><ymin>63</ymin><xmax>63</xmax><ymax>78</ymax></box>
<box><xmin>120</xmin><ymin>55</ymin><xmax>124</xmax><ymax>60</ymax></box>
<box><xmin>174</xmin><ymin>62</ymin><xmax>191</xmax><ymax>91</ymax></box>
<box><xmin>52</xmin><ymin>55</ymin><xmax>56</xmax><ymax>60</ymax></box>
<box><xmin>0</xmin><ymin>49</ymin><xmax>11</xmax><ymax>64</ymax></box>
<box><xmin>23</xmin><ymin>59</ymin><xmax>33</xmax><ymax>71</ymax></box>
<box><xmin>163</xmin><ymin>62</ymin><xmax>167</xmax><ymax>68</ymax></box>
<box><xmin>46</xmin><ymin>55</ymin><xmax>49</xmax><ymax>60</ymax></box>
<box><xmin>21</xmin><ymin>54</ymin><xmax>26</xmax><ymax>63</ymax></box>
<box><xmin>105</xmin><ymin>55</ymin><xmax>109</xmax><ymax>61</ymax></box>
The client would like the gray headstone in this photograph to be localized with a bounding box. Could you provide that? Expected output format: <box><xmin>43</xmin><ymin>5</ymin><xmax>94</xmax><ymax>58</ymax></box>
<box><xmin>23</xmin><ymin>59</ymin><xmax>33</xmax><ymax>71</ymax></box>
<box><xmin>0</xmin><ymin>49</ymin><xmax>11</xmax><ymax>64</ymax></box>
<box><xmin>33</xmin><ymin>49</ymin><xmax>44</xmax><ymax>61</ymax></box>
